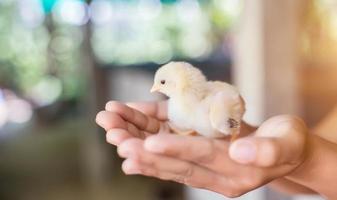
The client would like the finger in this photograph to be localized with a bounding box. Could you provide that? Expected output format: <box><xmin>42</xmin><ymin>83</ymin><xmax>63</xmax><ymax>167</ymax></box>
<box><xmin>229</xmin><ymin>115</ymin><xmax>307</xmax><ymax>167</ymax></box>
<box><xmin>118</xmin><ymin>139</ymin><xmax>234</xmax><ymax>195</ymax></box>
<box><xmin>119</xmin><ymin>139</ymin><xmax>199</xmax><ymax>176</ymax></box>
<box><xmin>105</xmin><ymin>101</ymin><xmax>161</xmax><ymax>134</ymax></box>
<box><xmin>126</xmin><ymin>122</ymin><xmax>146</xmax><ymax>139</ymax></box>
<box><xmin>121</xmin><ymin>158</ymin><xmax>230</xmax><ymax>192</ymax></box>
<box><xmin>143</xmin><ymin>134</ymin><xmax>227</xmax><ymax>164</ymax></box>
<box><xmin>95</xmin><ymin>111</ymin><xmax>127</xmax><ymax>131</ymax></box>
<box><xmin>95</xmin><ymin>110</ymin><xmax>144</xmax><ymax>137</ymax></box>
<box><xmin>126</xmin><ymin>101</ymin><xmax>167</xmax><ymax>120</ymax></box>
<box><xmin>106</xmin><ymin>129</ymin><xmax>132</xmax><ymax>145</ymax></box>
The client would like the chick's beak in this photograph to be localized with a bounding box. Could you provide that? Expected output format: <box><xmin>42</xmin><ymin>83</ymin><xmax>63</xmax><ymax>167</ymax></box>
<box><xmin>150</xmin><ymin>84</ymin><xmax>160</xmax><ymax>93</ymax></box>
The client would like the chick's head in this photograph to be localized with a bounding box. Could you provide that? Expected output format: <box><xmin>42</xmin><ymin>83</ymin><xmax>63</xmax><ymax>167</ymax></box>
<box><xmin>151</xmin><ymin>61</ymin><xmax>207</xmax><ymax>97</ymax></box>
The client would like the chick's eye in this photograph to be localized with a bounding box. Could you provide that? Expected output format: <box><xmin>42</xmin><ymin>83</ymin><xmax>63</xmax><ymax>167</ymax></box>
<box><xmin>160</xmin><ymin>80</ymin><xmax>166</xmax><ymax>85</ymax></box>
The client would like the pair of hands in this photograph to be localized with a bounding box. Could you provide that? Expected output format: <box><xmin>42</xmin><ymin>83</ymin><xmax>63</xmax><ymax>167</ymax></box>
<box><xmin>96</xmin><ymin>101</ymin><xmax>309</xmax><ymax>197</ymax></box>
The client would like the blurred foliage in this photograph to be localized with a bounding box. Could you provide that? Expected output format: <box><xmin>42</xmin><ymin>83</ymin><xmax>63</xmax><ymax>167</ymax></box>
<box><xmin>90</xmin><ymin>0</ymin><xmax>242</xmax><ymax>65</ymax></box>
<box><xmin>0</xmin><ymin>0</ymin><xmax>243</xmax><ymax>105</ymax></box>
<box><xmin>0</xmin><ymin>0</ymin><xmax>85</xmax><ymax>105</ymax></box>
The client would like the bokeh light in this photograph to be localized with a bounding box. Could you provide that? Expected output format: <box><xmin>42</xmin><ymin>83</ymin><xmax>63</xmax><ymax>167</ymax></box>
<box><xmin>137</xmin><ymin>0</ymin><xmax>162</xmax><ymax>21</ymax></box>
<box><xmin>0</xmin><ymin>89</ymin><xmax>33</xmax><ymax>128</ymax></box>
<box><xmin>18</xmin><ymin>0</ymin><xmax>45</xmax><ymax>28</ymax></box>
<box><xmin>179</xmin><ymin>33</ymin><xmax>212</xmax><ymax>59</ymax></box>
<box><xmin>0</xmin><ymin>90</ymin><xmax>8</xmax><ymax>128</ymax></box>
<box><xmin>52</xmin><ymin>0</ymin><xmax>89</xmax><ymax>26</ymax></box>
<box><xmin>50</xmin><ymin>34</ymin><xmax>77</xmax><ymax>57</ymax></box>
<box><xmin>176</xmin><ymin>0</ymin><xmax>202</xmax><ymax>23</ymax></box>
<box><xmin>28</xmin><ymin>76</ymin><xmax>63</xmax><ymax>107</ymax></box>
<box><xmin>89</xmin><ymin>0</ymin><xmax>114</xmax><ymax>26</ymax></box>
<box><xmin>89</xmin><ymin>0</ymin><xmax>242</xmax><ymax>65</ymax></box>
<box><xmin>7</xmin><ymin>99</ymin><xmax>33</xmax><ymax>124</ymax></box>
<box><xmin>216</xmin><ymin>0</ymin><xmax>242</xmax><ymax>19</ymax></box>
<box><xmin>0</xmin><ymin>0</ymin><xmax>13</xmax><ymax>5</ymax></box>
<box><xmin>149</xmin><ymin>40</ymin><xmax>173</xmax><ymax>64</ymax></box>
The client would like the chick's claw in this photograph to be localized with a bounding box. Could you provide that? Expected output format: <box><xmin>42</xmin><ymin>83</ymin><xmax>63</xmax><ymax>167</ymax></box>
<box><xmin>168</xmin><ymin>122</ymin><xmax>197</xmax><ymax>136</ymax></box>
<box><xmin>228</xmin><ymin>118</ymin><xmax>239</xmax><ymax>129</ymax></box>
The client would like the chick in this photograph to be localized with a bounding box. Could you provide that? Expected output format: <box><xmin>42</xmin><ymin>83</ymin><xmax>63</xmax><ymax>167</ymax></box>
<box><xmin>151</xmin><ymin>61</ymin><xmax>245</xmax><ymax>139</ymax></box>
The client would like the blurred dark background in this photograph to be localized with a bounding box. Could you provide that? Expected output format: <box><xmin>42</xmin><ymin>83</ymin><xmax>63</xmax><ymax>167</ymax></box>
<box><xmin>0</xmin><ymin>0</ymin><xmax>336</xmax><ymax>200</ymax></box>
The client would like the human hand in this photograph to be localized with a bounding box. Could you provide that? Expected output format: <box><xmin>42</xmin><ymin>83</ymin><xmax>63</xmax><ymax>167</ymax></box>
<box><xmin>95</xmin><ymin>101</ymin><xmax>169</xmax><ymax>144</ymax></box>
<box><xmin>96</xmin><ymin>101</ymin><xmax>308</xmax><ymax>197</ymax></box>
<box><xmin>95</xmin><ymin>101</ymin><xmax>253</xmax><ymax>143</ymax></box>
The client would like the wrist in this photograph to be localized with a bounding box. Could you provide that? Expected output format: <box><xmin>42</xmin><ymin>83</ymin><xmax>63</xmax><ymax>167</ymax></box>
<box><xmin>286</xmin><ymin>133</ymin><xmax>317</xmax><ymax>182</ymax></box>
<box><xmin>287</xmin><ymin>133</ymin><xmax>337</xmax><ymax>198</ymax></box>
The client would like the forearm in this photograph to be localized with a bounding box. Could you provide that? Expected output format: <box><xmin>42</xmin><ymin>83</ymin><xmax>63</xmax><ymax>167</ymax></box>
<box><xmin>287</xmin><ymin>134</ymin><xmax>337</xmax><ymax>199</ymax></box>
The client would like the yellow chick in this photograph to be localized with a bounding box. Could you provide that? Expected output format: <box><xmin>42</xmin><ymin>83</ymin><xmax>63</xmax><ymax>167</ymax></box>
<box><xmin>150</xmin><ymin>61</ymin><xmax>245</xmax><ymax>139</ymax></box>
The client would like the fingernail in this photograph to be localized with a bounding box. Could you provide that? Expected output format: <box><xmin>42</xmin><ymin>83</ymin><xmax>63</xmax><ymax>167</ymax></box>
<box><xmin>229</xmin><ymin>140</ymin><xmax>256</xmax><ymax>164</ymax></box>
<box><xmin>123</xmin><ymin>160</ymin><xmax>141</xmax><ymax>175</ymax></box>
<box><xmin>106</xmin><ymin>132</ymin><xmax>119</xmax><ymax>145</ymax></box>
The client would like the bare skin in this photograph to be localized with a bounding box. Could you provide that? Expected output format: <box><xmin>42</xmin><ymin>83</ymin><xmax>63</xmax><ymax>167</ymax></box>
<box><xmin>96</xmin><ymin>101</ymin><xmax>337</xmax><ymax>198</ymax></box>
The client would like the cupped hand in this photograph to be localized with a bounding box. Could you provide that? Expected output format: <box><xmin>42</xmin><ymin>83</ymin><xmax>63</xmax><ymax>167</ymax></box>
<box><xmin>96</xmin><ymin>101</ymin><xmax>308</xmax><ymax>197</ymax></box>
<box><xmin>96</xmin><ymin>101</ymin><xmax>168</xmax><ymax>144</ymax></box>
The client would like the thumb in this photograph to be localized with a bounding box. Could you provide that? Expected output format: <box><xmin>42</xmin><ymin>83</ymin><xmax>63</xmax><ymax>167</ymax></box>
<box><xmin>229</xmin><ymin>116</ymin><xmax>307</xmax><ymax>167</ymax></box>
